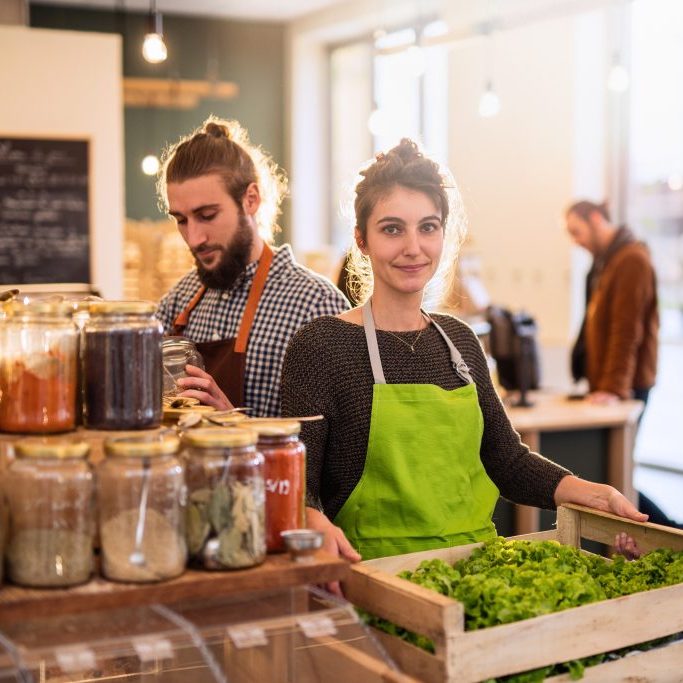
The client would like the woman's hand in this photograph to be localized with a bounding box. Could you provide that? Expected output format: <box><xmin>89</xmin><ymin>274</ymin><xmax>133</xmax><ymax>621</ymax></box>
<box><xmin>175</xmin><ymin>364</ymin><xmax>234</xmax><ymax>411</ymax></box>
<box><xmin>306</xmin><ymin>506</ymin><xmax>361</xmax><ymax>597</ymax></box>
<box><xmin>554</xmin><ymin>475</ymin><xmax>648</xmax><ymax>523</ymax></box>
<box><xmin>554</xmin><ymin>476</ymin><xmax>647</xmax><ymax>559</ymax></box>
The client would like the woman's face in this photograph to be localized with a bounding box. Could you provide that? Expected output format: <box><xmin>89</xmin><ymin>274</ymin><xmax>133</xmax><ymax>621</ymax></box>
<box><xmin>359</xmin><ymin>185</ymin><xmax>443</xmax><ymax>297</ymax></box>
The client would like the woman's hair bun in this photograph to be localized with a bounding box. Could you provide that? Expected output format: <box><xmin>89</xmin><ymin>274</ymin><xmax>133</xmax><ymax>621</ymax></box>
<box><xmin>204</xmin><ymin>121</ymin><xmax>230</xmax><ymax>140</ymax></box>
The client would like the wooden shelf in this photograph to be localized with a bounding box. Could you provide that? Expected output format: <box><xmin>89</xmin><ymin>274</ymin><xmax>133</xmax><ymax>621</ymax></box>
<box><xmin>0</xmin><ymin>551</ymin><xmax>349</xmax><ymax>621</ymax></box>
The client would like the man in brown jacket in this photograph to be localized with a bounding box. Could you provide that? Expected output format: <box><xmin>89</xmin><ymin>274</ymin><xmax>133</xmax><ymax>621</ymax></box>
<box><xmin>566</xmin><ymin>200</ymin><xmax>658</xmax><ymax>404</ymax></box>
<box><xmin>565</xmin><ymin>201</ymin><xmax>680</xmax><ymax>529</ymax></box>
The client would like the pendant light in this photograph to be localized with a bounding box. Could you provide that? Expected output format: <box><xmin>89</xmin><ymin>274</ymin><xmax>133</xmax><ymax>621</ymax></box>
<box><xmin>142</xmin><ymin>0</ymin><xmax>167</xmax><ymax>64</ymax></box>
<box><xmin>141</xmin><ymin>154</ymin><xmax>160</xmax><ymax>176</ymax></box>
<box><xmin>607</xmin><ymin>54</ymin><xmax>629</xmax><ymax>93</ymax></box>
<box><xmin>478</xmin><ymin>17</ymin><xmax>500</xmax><ymax>119</ymax></box>
<box><xmin>478</xmin><ymin>80</ymin><xmax>501</xmax><ymax>118</ymax></box>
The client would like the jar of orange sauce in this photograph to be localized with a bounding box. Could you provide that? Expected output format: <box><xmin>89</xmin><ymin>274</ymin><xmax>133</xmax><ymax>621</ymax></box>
<box><xmin>0</xmin><ymin>301</ymin><xmax>78</xmax><ymax>433</ymax></box>
<box><xmin>243</xmin><ymin>421</ymin><xmax>306</xmax><ymax>552</ymax></box>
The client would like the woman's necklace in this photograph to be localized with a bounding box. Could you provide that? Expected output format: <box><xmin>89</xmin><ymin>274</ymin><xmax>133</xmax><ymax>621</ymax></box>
<box><xmin>381</xmin><ymin>313</ymin><xmax>431</xmax><ymax>353</ymax></box>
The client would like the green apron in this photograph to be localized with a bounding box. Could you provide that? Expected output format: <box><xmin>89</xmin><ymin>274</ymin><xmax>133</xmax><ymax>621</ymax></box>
<box><xmin>334</xmin><ymin>300</ymin><xmax>499</xmax><ymax>560</ymax></box>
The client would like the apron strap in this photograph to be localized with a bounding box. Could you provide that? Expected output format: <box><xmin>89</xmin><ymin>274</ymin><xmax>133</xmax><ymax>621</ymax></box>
<box><xmin>234</xmin><ymin>242</ymin><xmax>273</xmax><ymax>353</ymax></box>
<box><xmin>362</xmin><ymin>299</ymin><xmax>474</xmax><ymax>385</ymax></box>
<box><xmin>362</xmin><ymin>299</ymin><xmax>387</xmax><ymax>384</ymax></box>
<box><xmin>172</xmin><ymin>285</ymin><xmax>207</xmax><ymax>335</ymax></box>
<box><xmin>172</xmin><ymin>243</ymin><xmax>274</xmax><ymax>349</ymax></box>
<box><xmin>428</xmin><ymin>316</ymin><xmax>475</xmax><ymax>384</ymax></box>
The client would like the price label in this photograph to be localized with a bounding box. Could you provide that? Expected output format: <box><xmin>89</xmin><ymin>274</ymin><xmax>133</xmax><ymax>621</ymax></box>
<box><xmin>227</xmin><ymin>625</ymin><xmax>267</xmax><ymax>649</ymax></box>
<box><xmin>296</xmin><ymin>616</ymin><xmax>337</xmax><ymax>639</ymax></box>
<box><xmin>132</xmin><ymin>636</ymin><xmax>174</xmax><ymax>662</ymax></box>
<box><xmin>55</xmin><ymin>646</ymin><xmax>96</xmax><ymax>673</ymax></box>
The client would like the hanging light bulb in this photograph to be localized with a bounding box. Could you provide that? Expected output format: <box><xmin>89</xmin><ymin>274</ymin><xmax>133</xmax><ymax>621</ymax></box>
<box><xmin>668</xmin><ymin>172</ymin><xmax>683</xmax><ymax>192</ymax></box>
<box><xmin>142</xmin><ymin>1</ymin><xmax>167</xmax><ymax>64</ymax></box>
<box><xmin>607</xmin><ymin>63</ymin><xmax>629</xmax><ymax>92</ymax></box>
<box><xmin>478</xmin><ymin>81</ymin><xmax>500</xmax><ymax>118</ymax></box>
<box><xmin>141</xmin><ymin>154</ymin><xmax>160</xmax><ymax>176</ymax></box>
<box><xmin>607</xmin><ymin>53</ymin><xmax>629</xmax><ymax>93</ymax></box>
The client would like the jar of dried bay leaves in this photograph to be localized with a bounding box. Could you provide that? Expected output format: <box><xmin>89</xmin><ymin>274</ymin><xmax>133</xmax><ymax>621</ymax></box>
<box><xmin>98</xmin><ymin>433</ymin><xmax>187</xmax><ymax>582</ymax></box>
<box><xmin>5</xmin><ymin>438</ymin><xmax>94</xmax><ymax>587</ymax></box>
<box><xmin>182</xmin><ymin>428</ymin><xmax>266</xmax><ymax>570</ymax></box>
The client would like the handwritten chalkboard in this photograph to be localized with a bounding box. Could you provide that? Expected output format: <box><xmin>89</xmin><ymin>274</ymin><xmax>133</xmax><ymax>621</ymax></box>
<box><xmin>0</xmin><ymin>137</ymin><xmax>90</xmax><ymax>285</ymax></box>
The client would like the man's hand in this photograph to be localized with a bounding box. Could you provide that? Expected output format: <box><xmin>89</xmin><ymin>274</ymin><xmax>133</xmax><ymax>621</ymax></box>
<box><xmin>587</xmin><ymin>391</ymin><xmax>620</xmax><ymax>405</ymax></box>
<box><xmin>175</xmin><ymin>364</ymin><xmax>234</xmax><ymax>410</ymax></box>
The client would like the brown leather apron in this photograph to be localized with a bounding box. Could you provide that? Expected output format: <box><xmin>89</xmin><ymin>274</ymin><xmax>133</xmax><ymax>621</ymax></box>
<box><xmin>171</xmin><ymin>244</ymin><xmax>273</xmax><ymax>407</ymax></box>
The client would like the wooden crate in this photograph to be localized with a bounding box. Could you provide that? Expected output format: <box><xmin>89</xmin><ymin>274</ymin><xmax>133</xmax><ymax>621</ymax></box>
<box><xmin>343</xmin><ymin>504</ymin><xmax>683</xmax><ymax>683</ymax></box>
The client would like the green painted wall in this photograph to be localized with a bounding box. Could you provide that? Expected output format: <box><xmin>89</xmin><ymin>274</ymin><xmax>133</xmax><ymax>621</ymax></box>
<box><xmin>29</xmin><ymin>4</ymin><xmax>286</xmax><ymax>229</ymax></box>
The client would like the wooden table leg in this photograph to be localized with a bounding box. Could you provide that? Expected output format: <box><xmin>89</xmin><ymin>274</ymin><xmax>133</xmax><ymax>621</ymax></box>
<box><xmin>514</xmin><ymin>430</ymin><xmax>541</xmax><ymax>534</ymax></box>
<box><xmin>607</xmin><ymin>423</ymin><xmax>637</xmax><ymax>505</ymax></box>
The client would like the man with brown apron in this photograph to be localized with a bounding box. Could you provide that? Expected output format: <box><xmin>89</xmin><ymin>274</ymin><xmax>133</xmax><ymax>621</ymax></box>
<box><xmin>155</xmin><ymin>118</ymin><xmax>348</xmax><ymax>416</ymax></box>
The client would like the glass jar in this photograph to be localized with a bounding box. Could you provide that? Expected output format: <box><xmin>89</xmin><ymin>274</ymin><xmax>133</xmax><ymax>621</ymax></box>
<box><xmin>245</xmin><ymin>421</ymin><xmax>306</xmax><ymax>552</ymax></box>
<box><xmin>70</xmin><ymin>300</ymin><xmax>92</xmax><ymax>427</ymax></box>
<box><xmin>98</xmin><ymin>432</ymin><xmax>187</xmax><ymax>582</ymax></box>
<box><xmin>83</xmin><ymin>301</ymin><xmax>163</xmax><ymax>430</ymax></box>
<box><xmin>162</xmin><ymin>337</ymin><xmax>205</xmax><ymax>397</ymax></box>
<box><xmin>0</xmin><ymin>301</ymin><xmax>78</xmax><ymax>433</ymax></box>
<box><xmin>5</xmin><ymin>438</ymin><xmax>94</xmax><ymax>587</ymax></box>
<box><xmin>182</xmin><ymin>428</ymin><xmax>266</xmax><ymax>570</ymax></box>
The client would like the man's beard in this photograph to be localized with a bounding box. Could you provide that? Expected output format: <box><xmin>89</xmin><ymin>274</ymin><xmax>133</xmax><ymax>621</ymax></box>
<box><xmin>194</xmin><ymin>212</ymin><xmax>254</xmax><ymax>290</ymax></box>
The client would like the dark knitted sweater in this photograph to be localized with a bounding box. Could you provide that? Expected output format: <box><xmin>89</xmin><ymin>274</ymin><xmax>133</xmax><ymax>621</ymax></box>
<box><xmin>281</xmin><ymin>314</ymin><xmax>571</xmax><ymax>522</ymax></box>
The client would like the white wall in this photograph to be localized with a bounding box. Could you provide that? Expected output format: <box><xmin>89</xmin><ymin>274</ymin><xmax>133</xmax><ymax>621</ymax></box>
<box><xmin>0</xmin><ymin>26</ymin><xmax>124</xmax><ymax>299</ymax></box>
<box><xmin>287</xmin><ymin>0</ymin><xmax>620</xmax><ymax>388</ymax></box>
<box><xmin>448</xmin><ymin>11</ymin><xmax>608</xmax><ymax>349</ymax></box>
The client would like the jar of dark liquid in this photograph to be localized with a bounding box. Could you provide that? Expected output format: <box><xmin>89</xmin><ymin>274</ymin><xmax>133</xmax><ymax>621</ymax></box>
<box><xmin>83</xmin><ymin>301</ymin><xmax>163</xmax><ymax>430</ymax></box>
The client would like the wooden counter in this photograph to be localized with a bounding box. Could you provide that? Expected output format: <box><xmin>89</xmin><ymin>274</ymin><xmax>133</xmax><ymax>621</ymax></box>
<box><xmin>505</xmin><ymin>392</ymin><xmax>643</xmax><ymax>534</ymax></box>
<box><xmin>0</xmin><ymin>550</ymin><xmax>349</xmax><ymax>621</ymax></box>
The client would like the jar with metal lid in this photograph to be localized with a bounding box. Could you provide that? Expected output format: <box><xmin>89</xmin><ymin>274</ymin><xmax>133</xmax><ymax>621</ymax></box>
<box><xmin>162</xmin><ymin>337</ymin><xmax>204</xmax><ymax>397</ymax></box>
<box><xmin>0</xmin><ymin>301</ymin><xmax>78</xmax><ymax>433</ymax></box>
<box><xmin>98</xmin><ymin>432</ymin><xmax>187</xmax><ymax>582</ymax></box>
<box><xmin>83</xmin><ymin>301</ymin><xmax>163</xmax><ymax>430</ymax></box>
<box><xmin>182</xmin><ymin>428</ymin><xmax>265</xmax><ymax>569</ymax></box>
<box><xmin>70</xmin><ymin>299</ymin><xmax>93</xmax><ymax>427</ymax></box>
<box><xmin>244</xmin><ymin>421</ymin><xmax>306</xmax><ymax>552</ymax></box>
<box><xmin>5</xmin><ymin>438</ymin><xmax>94</xmax><ymax>587</ymax></box>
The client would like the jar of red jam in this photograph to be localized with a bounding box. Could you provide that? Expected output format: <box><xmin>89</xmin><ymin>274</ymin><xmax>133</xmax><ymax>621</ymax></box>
<box><xmin>243</xmin><ymin>421</ymin><xmax>305</xmax><ymax>552</ymax></box>
<box><xmin>0</xmin><ymin>301</ymin><xmax>78</xmax><ymax>433</ymax></box>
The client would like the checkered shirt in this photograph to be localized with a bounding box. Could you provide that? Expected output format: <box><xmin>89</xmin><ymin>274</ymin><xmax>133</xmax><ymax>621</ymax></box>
<box><xmin>156</xmin><ymin>244</ymin><xmax>349</xmax><ymax>417</ymax></box>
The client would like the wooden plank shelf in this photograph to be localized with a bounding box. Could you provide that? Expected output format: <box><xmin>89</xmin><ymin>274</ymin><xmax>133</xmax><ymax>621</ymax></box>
<box><xmin>0</xmin><ymin>551</ymin><xmax>349</xmax><ymax>621</ymax></box>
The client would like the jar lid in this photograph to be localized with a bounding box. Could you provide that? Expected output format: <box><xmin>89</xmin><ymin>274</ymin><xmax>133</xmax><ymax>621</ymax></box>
<box><xmin>244</xmin><ymin>420</ymin><xmax>301</xmax><ymax>437</ymax></box>
<box><xmin>4</xmin><ymin>300</ymin><xmax>73</xmax><ymax>318</ymax></box>
<box><xmin>104</xmin><ymin>432</ymin><xmax>180</xmax><ymax>457</ymax></box>
<box><xmin>89</xmin><ymin>300</ymin><xmax>157</xmax><ymax>316</ymax></box>
<box><xmin>183</xmin><ymin>427</ymin><xmax>257</xmax><ymax>449</ymax></box>
<box><xmin>15</xmin><ymin>437</ymin><xmax>91</xmax><ymax>460</ymax></box>
<box><xmin>163</xmin><ymin>336</ymin><xmax>197</xmax><ymax>349</ymax></box>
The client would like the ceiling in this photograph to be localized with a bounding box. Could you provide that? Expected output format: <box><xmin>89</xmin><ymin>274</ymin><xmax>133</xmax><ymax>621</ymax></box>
<box><xmin>31</xmin><ymin>0</ymin><xmax>353</xmax><ymax>22</ymax></box>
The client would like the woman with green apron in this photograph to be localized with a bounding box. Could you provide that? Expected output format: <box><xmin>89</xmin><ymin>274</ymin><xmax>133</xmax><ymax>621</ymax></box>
<box><xmin>281</xmin><ymin>139</ymin><xmax>646</xmax><ymax>569</ymax></box>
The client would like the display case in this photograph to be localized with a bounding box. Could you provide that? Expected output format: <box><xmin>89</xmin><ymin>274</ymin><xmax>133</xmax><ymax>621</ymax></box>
<box><xmin>0</xmin><ymin>586</ymin><xmax>413</xmax><ymax>683</ymax></box>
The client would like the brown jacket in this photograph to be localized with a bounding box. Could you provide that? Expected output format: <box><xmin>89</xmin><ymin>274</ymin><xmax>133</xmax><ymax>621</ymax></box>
<box><xmin>585</xmin><ymin>241</ymin><xmax>658</xmax><ymax>398</ymax></box>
